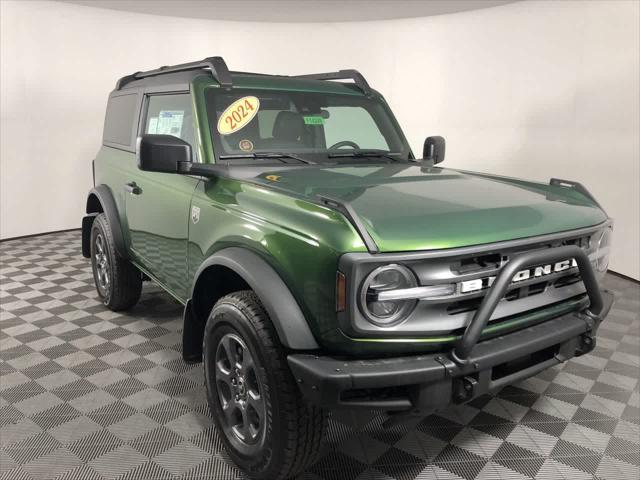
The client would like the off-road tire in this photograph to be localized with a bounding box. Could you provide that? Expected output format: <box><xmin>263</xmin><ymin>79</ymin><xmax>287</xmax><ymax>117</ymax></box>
<box><xmin>203</xmin><ymin>291</ymin><xmax>327</xmax><ymax>480</ymax></box>
<box><xmin>90</xmin><ymin>213</ymin><xmax>142</xmax><ymax>311</ymax></box>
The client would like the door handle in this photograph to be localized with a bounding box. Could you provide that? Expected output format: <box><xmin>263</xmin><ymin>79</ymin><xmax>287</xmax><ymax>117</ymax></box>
<box><xmin>124</xmin><ymin>182</ymin><xmax>142</xmax><ymax>195</ymax></box>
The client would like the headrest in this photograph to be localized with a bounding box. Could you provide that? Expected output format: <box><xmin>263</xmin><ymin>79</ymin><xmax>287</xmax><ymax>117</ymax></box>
<box><xmin>272</xmin><ymin>111</ymin><xmax>304</xmax><ymax>141</ymax></box>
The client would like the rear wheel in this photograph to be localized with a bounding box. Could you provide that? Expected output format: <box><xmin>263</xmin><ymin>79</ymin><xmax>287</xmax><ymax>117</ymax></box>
<box><xmin>90</xmin><ymin>213</ymin><xmax>142</xmax><ymax>311</ymax></box>
<box><xmin>203</xmin><ymin>291</ymin><xmax>326</xmax><ymax>480</ymax></box>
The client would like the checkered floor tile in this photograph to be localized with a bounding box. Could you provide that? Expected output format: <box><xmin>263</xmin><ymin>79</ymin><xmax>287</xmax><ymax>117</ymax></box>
<box><xmin>1</xmin><ymin>231</ymin><xmax>638</xmax><ymax>480</ymax></box>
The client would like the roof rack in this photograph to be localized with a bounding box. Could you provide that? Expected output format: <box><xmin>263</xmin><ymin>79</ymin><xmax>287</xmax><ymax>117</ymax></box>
<box><xmin>115</xmin><ymin>57</ymin><xmax>372</xmax><ymax>96</ymax></box>
<box><xmin>115</xmin><ymin>56</ymin><xmax>233</xmax><ymax>90</ymax></box>
<box><xmin>294</xmin><ymin>69</ymin><xmax>372</xmax><ymax>96</ymax></box>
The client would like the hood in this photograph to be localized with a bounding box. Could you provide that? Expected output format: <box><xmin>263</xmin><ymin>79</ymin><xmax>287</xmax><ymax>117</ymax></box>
<box><xmin>245</xmin><ymin>164</ymin><xmax>607</xmax><ymax>252</ymax></box>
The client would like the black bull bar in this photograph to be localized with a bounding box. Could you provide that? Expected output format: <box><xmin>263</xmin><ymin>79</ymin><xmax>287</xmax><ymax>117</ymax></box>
<box><xmin>450</xmin><ymin>245</ymin><xmax>603</xmax><ymax>363</ymax></box>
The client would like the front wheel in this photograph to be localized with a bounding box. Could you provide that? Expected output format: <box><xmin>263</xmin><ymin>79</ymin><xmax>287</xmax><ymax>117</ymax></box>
<box><xmin>203</xmin><ymin>291</ymin><xmax>326</xmax><ymax>480</ymax></box>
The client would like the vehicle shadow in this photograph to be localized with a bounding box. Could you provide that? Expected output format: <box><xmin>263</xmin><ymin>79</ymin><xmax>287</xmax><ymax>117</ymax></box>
<box><xmin>123</xmin><ymin>283</ymin><xmax>184</xmax><ymax>322</ymax></box>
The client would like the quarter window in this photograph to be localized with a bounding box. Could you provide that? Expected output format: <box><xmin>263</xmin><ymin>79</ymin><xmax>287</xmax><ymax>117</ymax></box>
<box><xmin>103</xmin><ymin>93</ymin><xmax>138</xmax><ymax>146</ymax></box>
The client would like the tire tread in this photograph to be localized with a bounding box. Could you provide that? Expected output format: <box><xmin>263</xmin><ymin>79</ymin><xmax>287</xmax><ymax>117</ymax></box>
<box><xmin>206</xmin><ymin>291</ymin><xmax>326</xmax><ymax>479</ymax></box>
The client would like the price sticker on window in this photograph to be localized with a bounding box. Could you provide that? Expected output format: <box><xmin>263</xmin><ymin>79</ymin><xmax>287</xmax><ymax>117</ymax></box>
<box><xmin>217</xmin><ymin>96</ymin><xmax>260</xmax><ymax>135</ymax></box>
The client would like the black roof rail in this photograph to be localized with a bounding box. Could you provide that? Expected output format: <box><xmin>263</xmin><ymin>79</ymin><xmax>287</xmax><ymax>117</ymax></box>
<box><xmin>294</xmin><ymin>69</ymin><xmax>372</xmax><ymax>96</ymax></box>
<box><xmin>115</xmin><ymin>56</ymin><xmax>233</xmax><ymax>90</ymax></box>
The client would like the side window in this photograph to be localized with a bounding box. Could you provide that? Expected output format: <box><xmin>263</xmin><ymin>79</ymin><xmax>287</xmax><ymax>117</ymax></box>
<box><xmin>323</xmin><ymin>106</ymin><xmax>389</xmax><ymax>150</ymax></box>
<box><xmin>103</xmin><ymin>93</ymin><xmax>138</xmax><ymax>147</ymax></box>
<box><xmin>144</xmin><ymin>94</ymin><xmax>196</xmax><ymax>152</ymax></box>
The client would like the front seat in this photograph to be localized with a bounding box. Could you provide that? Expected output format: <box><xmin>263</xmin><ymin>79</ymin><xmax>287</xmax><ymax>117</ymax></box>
<box><xmin>262</xmin><ymin>111</ymin><xmax>305</xmax><ymax>148</ymax></box>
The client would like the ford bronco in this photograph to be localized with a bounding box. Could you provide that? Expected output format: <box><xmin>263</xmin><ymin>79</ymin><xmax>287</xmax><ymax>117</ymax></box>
<box><xmin>83</xmin><ymin>56</ymin><xmax>614</xmax><ymax>479</ymax></box>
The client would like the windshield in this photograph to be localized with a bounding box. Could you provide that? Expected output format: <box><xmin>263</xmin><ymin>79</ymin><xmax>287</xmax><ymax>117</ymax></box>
<box><xmin>205</xmin><ymin>89</ymin><xmax>412</xmax><ymax>163</ymax></box>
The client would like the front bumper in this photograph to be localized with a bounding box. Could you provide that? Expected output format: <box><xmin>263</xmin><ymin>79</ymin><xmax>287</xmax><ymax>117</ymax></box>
<box><xmin>288</xmin><ymin>290</ymin><xmax>613</xmax><ymax>411</ymax></box>
<box><xmin>289</xmin><ymin>244</ymin><xmax>613</xmax><ymax>412</ymax></box>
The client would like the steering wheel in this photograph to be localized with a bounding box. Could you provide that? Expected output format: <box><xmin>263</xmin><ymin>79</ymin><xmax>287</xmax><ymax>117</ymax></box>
<box><xmin>329</xmin><ymin>140</ymin><xmax>360</xmax><ymax>150</ymax></box>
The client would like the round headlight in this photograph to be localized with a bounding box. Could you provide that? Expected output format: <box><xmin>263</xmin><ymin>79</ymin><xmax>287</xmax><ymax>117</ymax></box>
<box><xmin>359</xmin><ymin>264</ymin><xmax>417</xmax><ymax>327</ymax></box>
<box><xmin>595</xmin><ymin>228</ymin><xmax>613</xmax><ymax>273</ymax></box>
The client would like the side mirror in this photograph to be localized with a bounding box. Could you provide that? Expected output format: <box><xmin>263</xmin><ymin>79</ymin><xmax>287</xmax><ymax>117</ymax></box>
<box><xmin>136</xmin><ymin>134</ymin><xmax>192</xmax><ymax>173</ymax></box>
<box><xmin>423</xmin><ymin>136</ymin><xmax>445</xmax><ymax>164</ymax></box>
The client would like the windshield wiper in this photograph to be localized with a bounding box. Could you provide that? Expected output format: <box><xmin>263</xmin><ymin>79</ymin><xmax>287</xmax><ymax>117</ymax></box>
<box><xmin>218</xmin><ymin>152</ymin><xmax>316</xmax><ymax>165</ymax></box>
<box><xmin>327</xmin><ymin>150</ymin><xmax>401</xmax><ymax>162</ymax></box>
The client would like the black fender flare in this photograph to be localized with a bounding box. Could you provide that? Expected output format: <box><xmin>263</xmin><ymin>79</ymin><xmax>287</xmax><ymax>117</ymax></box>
<box><xmin>190</xmin><ymin>247</ymin><xmax>320</xmax><ymax>350</ymax></box>
<box><xmin>82</xmin><ymin>185</ymin><xmax>127</xmax><ymax>259</ymax></box>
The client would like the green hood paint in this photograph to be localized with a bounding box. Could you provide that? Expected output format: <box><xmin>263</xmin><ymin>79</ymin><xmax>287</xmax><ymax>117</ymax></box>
<box><xmin>246</xmin><ymin>164</ymin><xmax>607</xmax><ymax>252</ymax></box>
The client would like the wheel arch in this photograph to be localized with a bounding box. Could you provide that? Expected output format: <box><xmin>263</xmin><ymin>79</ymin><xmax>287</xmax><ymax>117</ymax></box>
<box><xmin>183</xmin><ymin>247</ymin><xmax>320</xmax><ymax>362</ymax></box>
<box><xmin>82</xmin><ymin>185</ymin><xmax>127</xmax><ymax>259</ymax></box>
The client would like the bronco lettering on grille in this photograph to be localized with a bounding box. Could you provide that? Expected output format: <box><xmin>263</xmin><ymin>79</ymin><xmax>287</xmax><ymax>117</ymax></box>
<box><xmin>459</xmin><ymin>258</ymin><xmax>578</xmax><ymax>293</ymax></box>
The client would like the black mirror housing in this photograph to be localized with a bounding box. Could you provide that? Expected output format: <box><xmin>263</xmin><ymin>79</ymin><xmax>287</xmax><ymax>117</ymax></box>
<box><xmin>423</xmin><ymin>136</ymin><xmax>446</xmax><ymax>164</ymax></box>
<box><xmin>136</xmin><ymin>134</ymin><xmax>192</xmax><ymax>173</ymax></box>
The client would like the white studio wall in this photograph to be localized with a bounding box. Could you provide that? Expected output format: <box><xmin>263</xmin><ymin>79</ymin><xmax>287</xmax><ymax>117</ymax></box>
<box><xmin>1</xmin><ymin>0</ymin><xmax>638</xmax><ymax>279</ymax></box>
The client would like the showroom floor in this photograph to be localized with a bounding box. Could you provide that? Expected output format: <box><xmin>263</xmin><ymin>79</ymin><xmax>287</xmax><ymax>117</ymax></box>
<box><xmin>1</xmin><ymin>231</ymin><xmax>638</xmax><ymax>480</ymax></box>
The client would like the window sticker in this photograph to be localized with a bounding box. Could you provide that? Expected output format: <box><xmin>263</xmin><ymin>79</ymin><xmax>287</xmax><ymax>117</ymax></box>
<box><xmin>303</xmin><ymin>116</ymin><xmax>325</xmax><ymax>125</ymax></box>
<box><xmin>217</xmin><ymin>96</ymin><xmax>260</xmax><ymax>135</ymax></box>
<box><xmin>147</xmin><ymin>117</ymin><xmax>159</xmax><ymax>133</ymax></box>
<box><xmin>154</xmin><ymin>110</ymin><xmax>184</xmax><ymax>137</ymax></box>
<box><xmin>239</xmin><ymin>139</ymin><xmax>254</xmax><ymax>152</ymax></box>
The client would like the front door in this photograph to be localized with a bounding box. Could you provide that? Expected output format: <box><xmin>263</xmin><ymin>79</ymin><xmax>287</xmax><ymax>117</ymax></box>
<box><xmin>124</xmin><ymin>92</ymin><xmax>200</xmax><ymax>300</ymax></box>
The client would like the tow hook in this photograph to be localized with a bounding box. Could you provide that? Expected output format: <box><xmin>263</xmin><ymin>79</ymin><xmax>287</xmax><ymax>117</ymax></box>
<box><xmin>454</xmin><ymin>376</ymin><xmax>477</xmax><ymax>403</ymax></box>
<box><xmin>577</xmin><ymin>333</ymin><xmax>596</xmax><ymax>355</ymax></box>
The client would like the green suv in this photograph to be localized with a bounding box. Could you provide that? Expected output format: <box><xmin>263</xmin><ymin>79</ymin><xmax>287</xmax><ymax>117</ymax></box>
<box><xmin>83</xmin><ymin>56</ymin><xmax>614</xmax><ymax>480</ymax></box>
